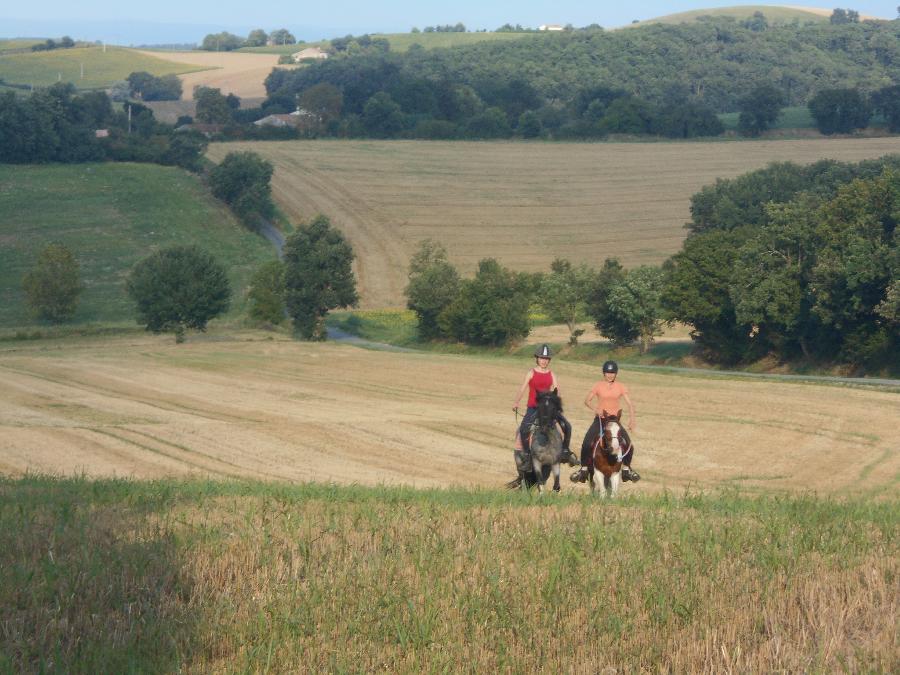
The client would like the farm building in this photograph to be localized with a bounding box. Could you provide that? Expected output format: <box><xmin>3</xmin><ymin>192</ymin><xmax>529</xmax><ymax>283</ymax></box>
<box><xmin>292</xmin><ymin>47</ymin><xmax>328</xmax><ymax>62</ymax></box>
<box><xmin>539</xmin><ymin>24</ymin><xmax>565</xmax><ymax>31</ymax></box>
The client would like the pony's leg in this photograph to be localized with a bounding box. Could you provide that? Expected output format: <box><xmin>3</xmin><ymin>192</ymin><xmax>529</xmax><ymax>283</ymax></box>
<box><xmin>532</xmin><ymin>457</ymin><xmax>544</xmax><ymax>495</ymax></box>
<box><xmin>589</xmin><ymin>470</ymin><xmax>597</xmax><ymax>496</ymax></box>
<box><xmin>603</xmin><ymin>474</ymin><xmax>613</xmax><ymax>498</ymax></box>
<box><xmin>552</xmin><ymin>463</ymin><xmax>560</xmax><ymax>492</ymax></box>
<box><xmin>610</xmin><ymin>471</ymin><xmax>621</xmax><ymax>498</ymax></box>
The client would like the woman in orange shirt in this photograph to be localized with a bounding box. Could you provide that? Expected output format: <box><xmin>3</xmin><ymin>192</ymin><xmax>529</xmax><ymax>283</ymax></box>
<box><xmin>570</xmin><ymin>360</ymin><xmax>640</xmax><ymax>483</ymax></box>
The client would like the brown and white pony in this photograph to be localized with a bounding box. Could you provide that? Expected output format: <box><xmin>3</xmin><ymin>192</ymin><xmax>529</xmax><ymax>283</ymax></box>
<box><xmin>589</xmin><ymin>413</ymin><xmax>629</xmax><ymax>498</ymax></box>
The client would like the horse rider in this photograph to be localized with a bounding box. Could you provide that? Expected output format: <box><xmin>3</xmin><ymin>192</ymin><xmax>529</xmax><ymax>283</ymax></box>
<box><xmin>570</xmin><ymin>360</ymin><xmax>641</xmax><ymax>483</ymax></box>
<box><xmin>511</xmin><ymin>344</ymin><xmax>577</xmax><ymax>481</ymax></box>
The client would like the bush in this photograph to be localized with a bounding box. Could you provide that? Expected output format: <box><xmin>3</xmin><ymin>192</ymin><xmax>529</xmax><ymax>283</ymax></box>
<box><xmin>247</xmin><ymin>260</ymin><xmax>286</xmax><ymax>325</ymax></box>
<box><xmin>126</xmin><ymin>245</ymin><xmax>231</xmax><ymax>343</ymax></box>
<box><xmin>208</xmin><ymin>151</ymin><xmax>275</xmax><ymax>226</ymax></box>
<box><xmin>404</xmin><ymin>240</ymin><xmax>460</xmax><ymax>339</ymax></box>
<box><xmin>438</xmin><ymin>258</ymin><xmax>530</xmax><ymax>345</ymax></box>
<box><xmin>737</xmin><ymin>84</ymin><xmax>784</xmax><ymax>137</ymax></box>
<box><xmin>22</xmin><ymin>243</ymin><xmax>83</xmax><ymax>323</ymax></box>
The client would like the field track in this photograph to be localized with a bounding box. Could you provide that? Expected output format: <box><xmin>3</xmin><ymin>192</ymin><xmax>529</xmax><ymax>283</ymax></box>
<box><xmin>207</xmin><ymin>137</ymin><xmax>900</xmax><ymax>308</ymax></box>
<box><xmin>1</xmin><ymin>333</ymin><xmax>897</xmax><ymax>495</ymax></box>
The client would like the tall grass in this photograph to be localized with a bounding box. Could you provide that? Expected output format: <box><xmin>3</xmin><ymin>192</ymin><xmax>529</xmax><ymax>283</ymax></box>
<box><xmin>2</xmin><ymin>476</ymin><xmax>896</xmax><ymax>672</ymax></box>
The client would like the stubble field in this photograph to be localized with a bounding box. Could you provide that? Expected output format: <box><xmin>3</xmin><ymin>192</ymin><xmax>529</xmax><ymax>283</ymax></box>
<box><xmin>207</xmin><ymin>137</ymin><xmax>900</xmax><ymax>308</ymax></box>
<box><xmin>1</xmin><ymin>331</ymin><xmax>897</xmax><ymax>496</ymax></box>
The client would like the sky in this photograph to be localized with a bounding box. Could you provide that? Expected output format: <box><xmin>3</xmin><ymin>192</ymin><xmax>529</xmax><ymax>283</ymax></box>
<box><xmin>2</xmin><ymin>1</ymin><xmax>897</xmax><ymax>44</ymax></box>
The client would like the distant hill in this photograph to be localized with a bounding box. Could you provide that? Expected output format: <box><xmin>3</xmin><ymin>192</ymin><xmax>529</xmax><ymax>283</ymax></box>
<box><xmin>635</xmin><ymin>5</ymin><xmax>828</xmax><ymax>26</ymax></box>
<box><xmin>240</xmin><ymin>31</ymin><xmax>533</xmax><ymax>56</ymax></box>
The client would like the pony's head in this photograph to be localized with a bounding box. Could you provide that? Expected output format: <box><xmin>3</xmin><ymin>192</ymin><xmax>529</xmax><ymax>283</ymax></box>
<box><xmin>602</xmin><ymin>415</ymin><xmax>622</xmax><ymax>454</ymax></box>
<box><xmin>535</xmin><ymin>389</ymin><xmax>561</xmax><ymax>430</ymax></box>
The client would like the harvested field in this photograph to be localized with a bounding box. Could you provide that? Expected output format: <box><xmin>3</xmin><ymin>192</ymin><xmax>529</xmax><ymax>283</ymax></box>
<box><xmin>207</xmin><ymin>138</ymin><xmax>900</xmax><ymax>308</ymax></box>
<box><xmin>137</xmin><ymin>50</ymin><xmax>289</xmax><ymax>99</ymax></box>
<box><xmin>1</xmin><ymin>332</ymin><xmax>896</xmax><ymax>496</ymax></box>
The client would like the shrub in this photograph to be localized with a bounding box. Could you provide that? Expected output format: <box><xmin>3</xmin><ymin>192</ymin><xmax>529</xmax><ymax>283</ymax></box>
<box><xmin>22</xmin><ymin>243</ymin><xmax>83</xmax><ymax>323</ymax></box>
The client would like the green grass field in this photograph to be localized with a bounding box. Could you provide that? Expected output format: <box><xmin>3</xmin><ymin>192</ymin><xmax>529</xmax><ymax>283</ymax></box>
<box><xmin>0</xmin><ymin>163</ymin><xmax>275</xmax><ymax>328</ymax></box>
<box><xmin>0</xmin><ymin>46</ymin><xmax>205</xmax><ymax>89</ymax></box>
<box><xmin>0</xmin><ymin>39</ymin><xmax>45</xmax><ymax>52</ymax></box>
<box><xmin>1</xmin><ymin>475</ymin><xmax>895</xmax><ymax>672</ymax></box>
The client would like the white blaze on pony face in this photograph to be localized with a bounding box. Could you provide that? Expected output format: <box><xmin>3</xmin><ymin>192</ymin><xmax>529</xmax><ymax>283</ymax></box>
<box><xmin>606</xmin><ymin>421</ymin><xmax>622</xmax><ymax>459</ymax></box>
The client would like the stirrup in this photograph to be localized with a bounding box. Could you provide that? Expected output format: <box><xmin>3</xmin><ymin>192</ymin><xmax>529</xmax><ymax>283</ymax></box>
<box><xmin>570</xmin><ymin>467</ymin><xmax>589</xmax><ymax>483</ymax></box>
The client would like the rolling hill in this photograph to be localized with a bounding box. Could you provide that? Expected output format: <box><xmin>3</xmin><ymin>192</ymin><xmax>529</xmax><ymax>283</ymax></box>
<box><xmin>206</xmin><ymin>137</ymin><xmax>900</xmax><ymax>309</ymax></box>
<box><xmin>0</xmin><ymin>163</ymin><xmax>275</xmax><ymax>328</ymax></box>
<box><xmin>634</xmin><ymin>5</ymin><xmax>884</xmax><ymax>26</ymax></box>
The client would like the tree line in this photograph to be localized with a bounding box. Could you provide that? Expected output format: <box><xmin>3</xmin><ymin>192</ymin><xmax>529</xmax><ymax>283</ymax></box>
<box><xmin>0</xmin><ymin>83</ymin><xmax>206</xmax><ymax>170</ymax></box>
<box><xmin>398</xmin><ymin>156</ymin><xmax>899</xmax><ymax>372</ymax></box>
<box><xmin>265</xmin><ymin>17</ymin><xmax>899</xmax><ymax>125</ymax></box>
<box><xmin>199</xmin><ymin>28</ymin><xmax>298</xmax><ymax>51</ymax></box>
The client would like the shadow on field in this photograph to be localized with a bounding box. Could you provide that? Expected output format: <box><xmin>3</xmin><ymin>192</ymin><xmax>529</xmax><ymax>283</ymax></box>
<box><xmin>0</xmin><ymin>477</ymin><xmax>196</xmax><ymax>673</ymax></box>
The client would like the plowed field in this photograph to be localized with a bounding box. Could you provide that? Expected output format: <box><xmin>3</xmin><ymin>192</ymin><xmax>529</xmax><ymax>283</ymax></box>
<box><xmin>2</xmin><ymin>333</ymin><xmax>896</xmax><ymax>495</ymax></box>
<box><xmin>207</xmin><ymin>138</ymin><xmax>900</xmax><ymax>308</ymax></box>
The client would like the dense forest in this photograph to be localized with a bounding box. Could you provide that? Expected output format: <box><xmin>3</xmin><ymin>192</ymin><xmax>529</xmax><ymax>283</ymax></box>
<box><xmin>260</xmin><ymin>17</ymin><xmax>900</xmax><ymax>139</ymax></box>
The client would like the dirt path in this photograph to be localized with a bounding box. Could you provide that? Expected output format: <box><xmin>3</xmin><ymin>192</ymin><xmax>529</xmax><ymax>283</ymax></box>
<box><xmin>1</xmin><ymin>333</ymin><xmax>897</xmax><ymax>495</ymax></box>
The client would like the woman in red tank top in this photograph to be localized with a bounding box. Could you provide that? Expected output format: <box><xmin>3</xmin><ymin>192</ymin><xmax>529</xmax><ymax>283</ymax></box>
<box><xmin>510</xmin><ymin>344</ymin><xmax>576</xmax><ymax>486</ymax></box>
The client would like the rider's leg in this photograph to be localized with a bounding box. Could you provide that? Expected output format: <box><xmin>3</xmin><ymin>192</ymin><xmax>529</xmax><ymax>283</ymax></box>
<box><xmin>518</xmin><ymin>407</ymin><xmax>537</xmax><ymax>455</ymax></box>
<box><xmin>555</xmin><ymin>412</ymin><xmax>577</xmax><ymax>465</ymax></box>
<box><xmin>571</xmin><ymin>416</ymin><xmax>603</xmax><ymax>482</ymax></box>
<box><xmin>620</xmin><ymin>433</ymin><xmax>640</xmax><ymax>482</ymax></box>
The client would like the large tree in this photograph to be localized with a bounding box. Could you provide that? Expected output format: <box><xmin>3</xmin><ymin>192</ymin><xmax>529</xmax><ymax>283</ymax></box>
<box><xmin>282</xmin><ymin>215</ymin><xmax>358</xmax><ymax>339</ymax></box>
<box><xmin>404</xmin><ymin>239</ymin><xmax>460</xmax><ymax>339</ymax></box>
<box><xmin>605</xmin><ymin>266</ymin><xmax>667</xmax><ymax>354</ymax></box>
<box><xmin>22</xmin><ymin>243</ymin><xmax>83</xmax><ymax>323</ymax></box>
<box><xmin>737</xmin><ymin>84</ymin><xmax>785</xmax><ymax>137</ymax></box>
<box><xmin>126</xmin><ymin>245</ymin><xmax>231</xmax><ymax>343</ymax></box>
<box><xmin>194</xmin><ymin>86</ymin><xmax>234</xmax><ymax>124</ymax></box>
<box><xmin>808</xmin><ymin>88</ymin><xmax>871</xmax><ymax>135</ymax></box>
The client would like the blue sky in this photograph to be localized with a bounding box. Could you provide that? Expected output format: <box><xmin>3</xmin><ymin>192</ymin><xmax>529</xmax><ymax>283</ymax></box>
<box><xmin>2</xmin><ymin>2</ymin><xmax>897</xmax><ymax>44</ymax></box>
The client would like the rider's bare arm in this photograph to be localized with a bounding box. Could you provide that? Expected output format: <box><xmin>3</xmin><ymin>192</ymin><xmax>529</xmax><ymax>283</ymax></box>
<box><xmin>584</xmin><ymin>390</ymin><xmax>597</xmax><ymax>413</ymax></box>
<box><xmin>551</xmin><ymin>373</ymin><xmax>560</xmax><ymax>394</ymax></box>
<box><xmin>512</xmin><ymin>371</ymin><xmax>532</xmax><ymax>411</ymax></box>
<box><xmin>623</xmin><ymin>392</ymin><xmax>636</xmax><ymax>431</ymax></box>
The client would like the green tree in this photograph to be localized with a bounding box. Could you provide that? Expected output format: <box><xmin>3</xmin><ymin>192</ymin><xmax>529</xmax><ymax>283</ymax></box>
<box><xmin>517</xmin><ymin>110</ymin><xmax>542</xmax><ymax>138</ymax></box>
<box><xmin>282</xmin><ymin>215</ymin><xmax>358</xmax><ymax>339</ymax></box>
<box><xmin>246</xmin><ymin>29</ymin><xmax>268</xmax><ymax>47</ymax></box>
<box><xmin>22</xmin><ymin>243</ymin><xmax>83</xmax><ymax>323</ymax></box>
<box><xmin>208</xmin><ymin>151</ymin><xmax>275</xmax><ymax>226</ymax></box>
<box><xmin>193</xmin><ymin>86</ymin><xmax>233</xmax><ymax>124</ymax></box>
<box><xmin>737</xmin><ymin>84</ymin><xmax>784</xmax><ymax>137</ymax></box>
<box><xmin>465</xmin><ymin>107</ymin><xmax>511</xmax><ymax>138</ymax></box>
<box><xmin>269</xmin><ymin>29</ymin><xmax>296</xmax><ymax>45</ymax></box>
<box><xmin>808</xmin><ymin>88</ymin><xmax>871</xmax><ymax>135</ymax></box>
<box><xmin>362</xmin><ymin>92</ymin><xmax>406</xmax><ymax>137</ymax></box>
<box><xmin>872</xmin><ymin>85</ymin><xmax>900</xmax><ymax>132</ymax></box>
<box><xmin>661</xmin><ymin>230</ymin><xmax>757</xmax><ymax>364</ymax></box>
<box><xmin>298</xmin><ymin>83</ymin><xmax>344</xmax><ymax>130</ymax></box>
<box><xmin>601</xmin><ymin>265</ymin><xmax>666</xmax><ymax>353</ymax></box>
<box><xmin>586</xmin><ymin>258</ymin><xmax>633</xmax><ymax>346</ymax></box>
<box><xmin>126</xmin><ymin>245</ymin><xmax>231</xmax><ymax>343</ymax></box>
<box><xmin>247</xmin><ymin>260</ymin><xmax>286</xmax><ymax>325</ymax></box>
<box><xmin>438</xmin><ymin>258</ymin><xmax>530</xmax><ymax>345</ymax></box>
<box><xmin>200</xmin><ymin>32</ymin><xmax>244</xmax><ymax>51</ymax></box>
<box><xmin>539</xmin><ymin>258</ymin><xmax>593</xmax><ymax>345</ymax></box>
<box><xmin>404</xmin><ymin>239</ymin><xmax>460</xmax><ymax>339</ymax></box>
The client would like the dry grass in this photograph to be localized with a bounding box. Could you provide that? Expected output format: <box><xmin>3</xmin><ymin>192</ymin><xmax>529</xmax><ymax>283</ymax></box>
<box><xmin>206</xmin><ymin>138</ymin><xmax>900</xmax><ymax>307</ymax></box>
<box><xmin>0</xmin><ymin>331</ymin><xmax>897</xmax><ymax>496</ymax></box>
<box><xmin>136</xmin><ymin>50</ymin><xmax>291</xmax><ymax>99</ymax></box>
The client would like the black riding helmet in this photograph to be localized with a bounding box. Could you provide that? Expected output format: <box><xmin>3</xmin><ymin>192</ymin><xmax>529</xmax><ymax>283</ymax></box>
<box><xmin>534</xmin><ymin>344</ymin><xmax>552</xmax><ymax>359</ymax></box>
<box><xmin>602</xmin><ymin>360</ymin><xmax>618</xmax><ymax>374</ymax></box>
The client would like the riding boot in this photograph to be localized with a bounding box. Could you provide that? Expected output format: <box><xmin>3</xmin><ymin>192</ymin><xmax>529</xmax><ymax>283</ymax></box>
<box><xmin>622</xmin><ymin>466</ymin><xmax>641</xmax><ymax>482</ymax></box>
<box><xmin>570</xmin><ymin>466</ymin><xmax>590</xmax><ymax>483</ymax></box>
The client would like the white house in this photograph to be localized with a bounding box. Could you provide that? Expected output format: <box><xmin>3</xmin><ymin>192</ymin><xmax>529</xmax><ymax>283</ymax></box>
<box><xmin>539</xmin><ymin>24</ymin><xmax>565</xmax><ymax>31</ymax></box>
